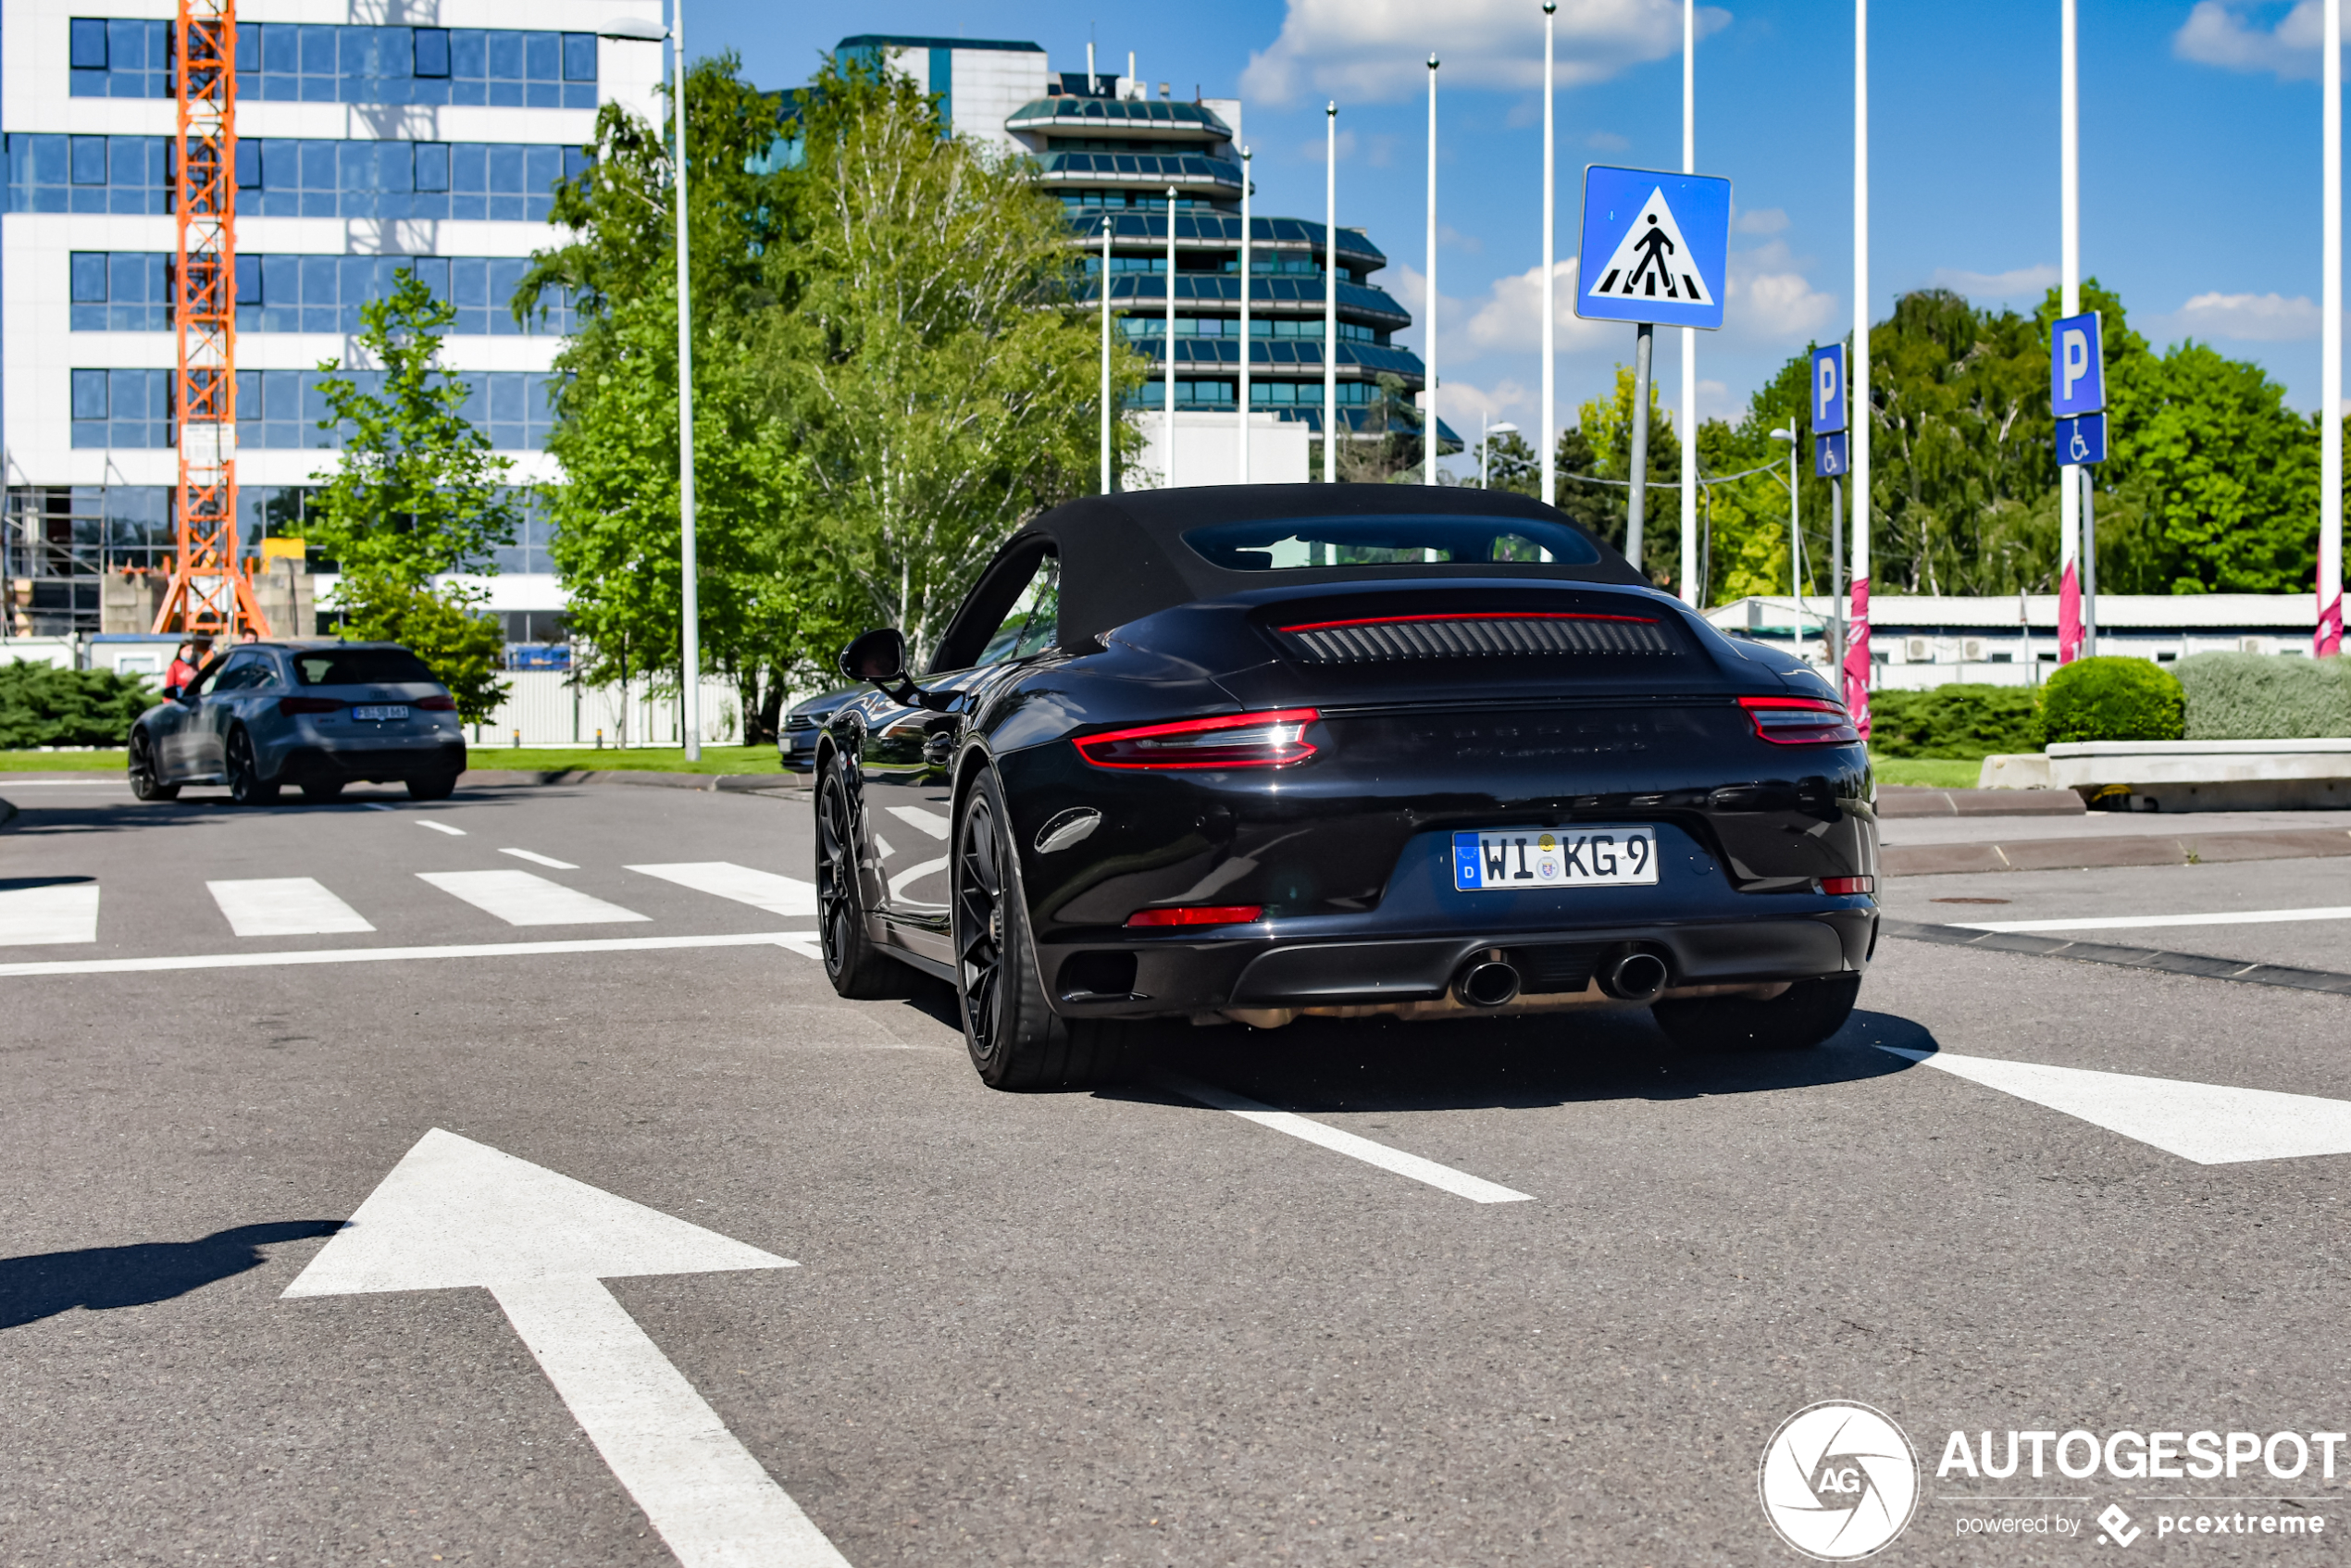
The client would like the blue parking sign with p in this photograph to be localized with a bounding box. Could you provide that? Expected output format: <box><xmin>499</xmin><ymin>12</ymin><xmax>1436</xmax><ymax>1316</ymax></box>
<box><xmin>2051</xmin><ymin>310</ymin><xmax>2105</xmax><ymax>417</ymax></box>
<box><xmin>1810</xmin><ymin>344</ymin><xmax>1847</xmax><ymax>435</ymax></box>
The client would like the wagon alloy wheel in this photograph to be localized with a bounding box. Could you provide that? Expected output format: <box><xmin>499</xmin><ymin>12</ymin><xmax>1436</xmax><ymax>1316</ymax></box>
<box><xmin>815</xmin><ymin>767</ymin><xmax>902</xmax><ymax>999</ymax></box>
<box><xmin>127</xmin><ymin>732</ymin><xmax>177</xmax><ymax>802</ymax></box>
<box><xmin>225</xmin><ymin>728</ymin><xmax>279</xmax><ymax>805</ymax></box>
<box><xmin>954</xmin><ymin>791</ymin><xmax>1007</xmax><ymax>1056</ymax></box>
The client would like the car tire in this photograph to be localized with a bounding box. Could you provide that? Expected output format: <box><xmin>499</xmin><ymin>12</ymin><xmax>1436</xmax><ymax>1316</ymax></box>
<box><xmin>301</xmin><ymin>780</ymin><xmax>345</xmax><ymax>803</ymax></box>
<box><xmin>405</xmin><ymin>773</ymin><xmax>457</xmax><ymax>802</ymax></box>
<box><xmin>1650</xmin><ymin>972</ymin><xmax>1862</xmax><ymax>1052</ymax></box>
<box><xmin>128</xmin><ymin>732</ymin><xmax>179</xmax><ymax>803</ymax></box>
<box><xmin>952</xmin><ymin>768</ymin><xmax>1142</xmax><ymax>1090</ymax></box>
<box><xmin>225</xmin><ymin>728</ymin><xmax>280</xmax><ymax>805</ymax></box>
<box><xmin>815</xmin><ymin>766</ymin><xmax>908</xmax><ymax>1000</ymax></box>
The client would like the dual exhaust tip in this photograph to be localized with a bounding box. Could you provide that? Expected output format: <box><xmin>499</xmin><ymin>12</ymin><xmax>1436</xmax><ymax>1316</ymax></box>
<box><xmin>1453</xmin><ymin>945</ymin><xmax>1670</xmax><ymax>1009</ymax></box>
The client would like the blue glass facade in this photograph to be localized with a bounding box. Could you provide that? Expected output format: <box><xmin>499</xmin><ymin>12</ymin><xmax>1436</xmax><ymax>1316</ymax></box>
<box><xmin>69</xmin><ymin>253</ymin><xmax>575</xmax><ymax>336</ymax></box>
<box><xmin>67</xmin><ymin>20</ymin><xmax>598</xmax><ymax>107</ymax></box>
<box><xmin>68</xmin><ymin>368</ymin><xmax>561</xmax><ymax>452</ymax></box>
<box><xmin>5</xmin><ymin>134</ymin><xmax>590</xmax><ymax>220</ymax></box>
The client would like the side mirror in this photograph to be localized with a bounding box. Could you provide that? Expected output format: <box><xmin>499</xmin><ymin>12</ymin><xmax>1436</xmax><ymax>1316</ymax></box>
<box><xmin>161</xmin><ymin>685</ymin><xmax>182</xmax><ymax>702</ymax></box>
<box><xmin>840</xmin><ymin>628</ymin><xmax>907</xmax><ymax>684</ymax></box>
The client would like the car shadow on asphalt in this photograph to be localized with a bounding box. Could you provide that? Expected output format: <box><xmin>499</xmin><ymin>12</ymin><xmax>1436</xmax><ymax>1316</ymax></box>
<box><xmin>0</xmin><ymin>1220</ymin><xmax>346</xmax><ymax>1331</ymax></box>
<box><xmin>1124</xmin><ymin>1007</ymin><xmax>1938</xmax><ymax>1115</ymax></box>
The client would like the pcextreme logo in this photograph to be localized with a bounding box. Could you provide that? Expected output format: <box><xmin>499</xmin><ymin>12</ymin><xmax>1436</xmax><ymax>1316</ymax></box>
<box><xmin>1760</xmin><ymin>1400</ymin><xmax>1922</xmax><ymax>1561</ymax></box>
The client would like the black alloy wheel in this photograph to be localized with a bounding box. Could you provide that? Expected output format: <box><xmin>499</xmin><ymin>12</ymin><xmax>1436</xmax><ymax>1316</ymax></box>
<box><xmin>950</xmin><ymin>768</ymin><xmax>1142</xmax><ymax>1090</ymax></box>
<box><xmin>127</xmin><ymin>731</ymin><xmax>179</xmax><ymax>802</ymax></box>
<box><xmin>405</xmin><ymin>772</ymin><xmax>457</xmax><ymax>802</ymax></box>
<box><xmin>225</xmin><ymin>728</ymin><xmax>280</xmax><ymax>805</ymax></box>
<box><xmin>815</xmin><ymin>766</ymin><xmax>902</xmax><ymax>999</ymax></box>
<box><xmin>1650</xmin><ymin>972</ymin><xmax>1862</xmax><ymax>1052</ymax></box>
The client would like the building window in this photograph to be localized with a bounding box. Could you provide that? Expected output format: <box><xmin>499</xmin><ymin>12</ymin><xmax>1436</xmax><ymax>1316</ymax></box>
<box><xmin>234</xmin><ymin>138</ymin><xmax>588</xmax><ymax>222</ymax></box>
<box><xmin>237</xmin><ymin>368</ymin><xmax>560</xmax><ymax>451</ymax></box>
<box><xmin>224</xmin><ymin>24</ymin><xmax>596</xmax><ymax>108</ymax></box>
<box><xmin>68</xmin><ymin>19</ymin><xmax>171</xmax><ymax>98</ymax></box>
<box><xmin>70</xmin><ymin>368</ymin><xmax>174</xmax><ymax>448</ymax></box>
<box><xmin>6</xmin><ymin>134</ymin><xmax>172</xmax><ymax>214</ymax></box>
<box><xmin>1126</xmin><ymin>380</ymin><xmax>1237</xmax><ymax>409</ymax></box>
<box><xmin>413</xmin><ymin>28</ymin><xmax>450</xmax><ymax>79</ymax></box>
<box><xmin>68</xmin><ymin>252</ymin><xmax>171</xmax><ymax>330</ymax></box>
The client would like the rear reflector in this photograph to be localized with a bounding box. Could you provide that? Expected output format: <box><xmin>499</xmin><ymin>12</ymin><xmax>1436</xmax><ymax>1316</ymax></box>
<box><xmin>1819</xmin><ymin>876</ymin><xmax>1875</xmax><ymax>896</ymax></box>
<box><xmin>1126</xmin><ymin>904</ymin><xmax>1264</xmax><ymax>927</ymax></box>
<box><xmin>1738</xmin><ymin>695</ymin><xmax>1860</xmax><ymax>745</ymax></box>
<box><xmin>1278</xmin><ymin>612</ymin><xmax>1673</xmax><ymax>664</ymax></box>
<box><xmin>414</xmin><ymin>694</ymin><xmax>457</xmax><ymax>712</ymax></box>
<box><xmin>1075</xmin><ymin>709</ymin><xmax>1318</xmax><ymax>770</ymax></box>
<box><xmin>278</xmin><ymin>697</ymin><xmax>342</xmax><ymax>716</ymax></box>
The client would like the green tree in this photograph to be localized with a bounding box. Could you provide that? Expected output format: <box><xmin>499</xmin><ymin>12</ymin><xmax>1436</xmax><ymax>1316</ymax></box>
<box><xmin>1556</xmin><ymin>364</ymin><xmax>1684</xmax><ymax>588</ymax></box>
<box><xmin>1470</xmin><ymin>428</ymin><xmax>1539</xmax><ymax>493</ymax></box>
<box><xmin>305</xmin><ymin>268</ymin><xmax>517</xmax><ymax>719</ymax></box>
<box><xmin>771</xmin><ymin>55</ymin><xmax>1138</xmax><ymax>662</ymax></box>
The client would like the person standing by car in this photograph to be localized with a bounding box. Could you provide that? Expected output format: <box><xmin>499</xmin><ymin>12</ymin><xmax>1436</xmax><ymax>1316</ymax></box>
<box><xmin>166</xmin><ymin>641</ymin><xmax>200</xmax><ymax>693</ymax></box>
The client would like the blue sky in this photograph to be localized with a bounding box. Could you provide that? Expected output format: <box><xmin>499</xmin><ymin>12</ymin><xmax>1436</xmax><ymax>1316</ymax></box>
<box><xmin>698</xmin><ymin>0</ymin><xmax>2340</xmax><ymax>460</ymax></box>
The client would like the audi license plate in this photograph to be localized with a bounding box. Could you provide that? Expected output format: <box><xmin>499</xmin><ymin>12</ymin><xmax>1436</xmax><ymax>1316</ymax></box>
<box><xmin>1452</xmin><ymin>826</ymin><xmax>1659</xmax><ymax>891</ymax></box>
<box><xmin>352</xmin><ymin>704</ymin><xmax>409</xmax><ymax>722</ymax></box>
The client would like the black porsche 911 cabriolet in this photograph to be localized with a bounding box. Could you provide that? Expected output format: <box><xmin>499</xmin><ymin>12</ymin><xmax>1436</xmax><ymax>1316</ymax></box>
<box><xmin>815</xmin><ymin>484</ymin><xmax>1877</xmax><ymax>1089</ymax></box>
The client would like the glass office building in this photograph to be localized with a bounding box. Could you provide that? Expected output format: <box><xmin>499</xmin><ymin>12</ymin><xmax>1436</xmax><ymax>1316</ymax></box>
<box><xmin>3</xmin><ymin>2</ymin><xmax>664</xmax><ymax>636</ymax></box>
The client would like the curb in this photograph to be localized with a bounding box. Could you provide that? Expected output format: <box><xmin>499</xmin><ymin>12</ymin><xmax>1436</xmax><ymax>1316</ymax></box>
<box><xmin>1880</xmin><ymin>916</ymin><xmax>2351</xmax><ymax>997</ymax></box>
<box><xmin>1878</xmin><ymin>785</ymin><xmax>2084</xmax><ymax>819</ymax></box>
<box><xmin>1883</xmin><ymin>827</ymin><xmax>2351</xmax><ymax>877</ymax></box>
<box><xmin>458</xmin><ymin>767</ymin><xmax>809</xmax><ymax>794</ymax></box>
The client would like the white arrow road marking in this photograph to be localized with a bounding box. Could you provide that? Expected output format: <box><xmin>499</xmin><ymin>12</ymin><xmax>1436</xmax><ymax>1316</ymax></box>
<box><xmin>0</xmin><ymin>882</ymin><xmax>99</xmax><ymax>946</ymax></box>
<box><xmin>208</xmin><ymin>877</ymin><xmax>375</xmax><ymax>937</ymax></box>
<box><xmin>1880</xmin><ymin>1048</ymin><xmax>2351</xmax><ymax>1164</ymax></box>
<box><xmin>1164</xmin><ymin>1077</ymin><xmax>1535</xmax><ymax>1203</ymax></box>
<box><xmin>0</xmin><ymin>929</ymin><xmax>813</xmax><ymax>977</ymax></box>
<box><xmin>628</xmin><ymin>862</ymin><xmax>817</xmax><ymax>918</ymax></box>
<box><xmin>1956</xmin><ymin>904</ymin><xmax>2351</xmax><ymax>934</ymax></box>
<box><xmin>885</xmin><ymin>805</ymin><xmax>952</xmax><ymax>840</ymax></box>
<box><xmin>501</xmin><ymin>847</ymin><xmax>580</xmax><ymax>870</ymax></box>
<box><xmin>420</xmin><ymin>869</ymin><xmax>649</xmax><ymax>926</ymax></box>
<box><xmin>285</xmin><ymin>1129</ymin><xmax>852</xmax><ymax>1568</ymax></box>
<box><xmin>887</xmin><ymin>857</ymin><xmax>948</xmax><ymax>905</ymax></box>
<box><xmin>418</xmin><ymin>819</ymin><xmax>467</xmax><ymax>837</ymax></box>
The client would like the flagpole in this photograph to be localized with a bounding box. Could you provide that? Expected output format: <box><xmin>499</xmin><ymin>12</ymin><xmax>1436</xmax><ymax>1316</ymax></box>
<box><xmin>1680</xmin><ymin>0</ymin><xmax>1698</xmax><ymax>604</ymax></box>
<box><xmin>1100</xmin><ymin>216</ymin><xmax>1113</xmax><ymax>492</ymax></box>
<box><xmin>2058</xmin><ymin>0</ymin><xmax>2083</xmax><ymax>666</ymax></box>
<box><xmin>1239</xmin><ymin>145</ymin><xmax>1253</xmax><ymax>484</ymax></box>
<box><xmin>1425</xmin><ymin>54</ymin><xmax>1440</xmax><ymax>486</ymax></box>
<box><xmin>2323</xmin><ymin>0</ymin><xmax>2344</xmax><ymax>657</ymax></box>
<box><xmin>1848</xmin><ymin>0</ymin><xmax>1872</xmax><ymax>738</ymax></box>
<box><xmin>1163</xmin><ymin>184</ymin><xmax>1176</xmax><ymax>485</ymax></box>
<box><xmin>1541</xmin><ymin>2</ymin><xmax>1557</xmax><ymax>507</ymax></box>
<box><xmin>1325</xmin><ymin>102</ymin><xmax>1338</xmax><ymax>483</ymax></box>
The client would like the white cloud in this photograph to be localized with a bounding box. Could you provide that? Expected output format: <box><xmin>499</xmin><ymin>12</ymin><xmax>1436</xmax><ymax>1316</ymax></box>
<box><xmin>1242</xmin><ymin>0</ymin><xmax>1732</xmax><ymax>105</ymax></box>
<box><xmin>1439</xmin><ymin>223</ymin><xmax>1484</xmax><ymax>254</ymax></box>
<box><xmin>2174</xmin><ymin>0</ymin><xmax>2330</xmax><ymax>80</ymax></box>
<box><xmin>1295</xmin><ymin>127</ymin><xmax>1359</xmax><ymax>163</ymax></box>
<box><xmin>2172</xmin><ymin>290</ymin><xmax>2321</xmax><ymax>340</ymax></box>
<box><xmin>1723</xmin><ymin>240</ymin><xmax>1840</xmax><ymax>342</ymax></box>
<box><xmin>1442</xmin><ymin>377</ymin><xmax>1532</xmax><ymax>426</ymax></box>
<box><xmin>1585</xmin><ymin>130</ymin><xmax>1632</xmax><ymax>151</ymax></box>
<box><xmin>1462</xmin><ymin>258</ymin><xmax>1623</xmax><ymax>354</ymax></box>
<box><xmin>1928</xmin><ymin>263</ymin><xmax>2059</xmax><ymax>300</ymax></box>
<box><xmin>1734</xmin><ymin>206</ymin><xmax>1789</xmax><ymax>236</ymax></box>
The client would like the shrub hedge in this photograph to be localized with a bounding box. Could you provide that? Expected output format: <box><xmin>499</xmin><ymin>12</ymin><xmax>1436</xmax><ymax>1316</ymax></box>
<box><xmin>2173</xmin><ymin>651</ymin><xmax>2351</xmax><ymax>740</ymax></box>
<box><xmin>2037</xmin><ymin>655</ymin><xmax>2185</xmax><ymax>744</ymax></box>
<box><xmin>1866</xmin><ymin>684</ymin><xmax>2042</xmax><ymax>759</ymax></box>
<box><xmin>0</xmin><ymin>662</ymin><xmax>157</xmax><ymax>749</ymax></box>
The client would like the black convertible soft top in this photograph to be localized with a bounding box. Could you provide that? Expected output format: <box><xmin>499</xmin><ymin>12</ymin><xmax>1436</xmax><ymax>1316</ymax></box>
<box><xmin>931</xmin><ymin>484</ymin><xmax>1647</xmax><ymax>670</ymax></box>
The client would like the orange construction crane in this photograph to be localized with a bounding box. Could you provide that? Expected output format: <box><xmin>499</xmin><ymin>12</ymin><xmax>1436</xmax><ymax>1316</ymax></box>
<box><xmin>155</xmin><ymin>0</ymin><xmax>267</xmax><ymax>638</ymax></box>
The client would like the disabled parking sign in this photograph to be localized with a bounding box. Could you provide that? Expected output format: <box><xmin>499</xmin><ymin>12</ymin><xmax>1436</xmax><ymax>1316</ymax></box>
<box><xmin>1574</xmin><ymin>166</ymin><xmax>1731</xmax><ymax>330</ymax></box>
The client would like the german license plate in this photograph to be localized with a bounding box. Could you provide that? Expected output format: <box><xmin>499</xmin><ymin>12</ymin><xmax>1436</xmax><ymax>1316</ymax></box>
<box><xmin>352</xmin><ymin>704</ymin><xmax>409</xmax><ymax>722</ymax></box>
<box><xmin>1451</xmin><ymin>826</ymin><xmax>1659</xmax><ymax>890</ymax></box>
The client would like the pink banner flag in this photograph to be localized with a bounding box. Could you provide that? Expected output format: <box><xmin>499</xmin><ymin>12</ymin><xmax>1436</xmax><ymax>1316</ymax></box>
<box><xmin>2058</xmin><ymin>560</ymin><xmax>2084</xmax><ymax>664</ymax></box>
<box><xmin>1843</xmin><ymin>577</ymin><xmax>1872</xmax><ymax>740</ymax></box>
<box><xmin>2321</xmin><ymin>591</ymin><xmax>2344</xmax><ymax>659</ymax></box>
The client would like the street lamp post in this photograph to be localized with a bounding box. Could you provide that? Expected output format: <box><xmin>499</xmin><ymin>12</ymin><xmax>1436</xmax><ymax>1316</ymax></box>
<box><xmin>1541</xmin><ymin>1</ymin><xmax>1556</xmax><ymax>508</ymax></box>
<box><xmin>1238</xmin><ymin>147</ymin><xmax>1252</xmax><ymax>483</ymax></box>
<box><xmin>1482</xmin><ymin>418</ymin><xmax>1518</xmax><ymax>490</ymax></box>
<box><xmin>1424</xmin><ymin>54</ymin><xmax>1439</xmax><ymax>487</ymax></box>
<box><xmin>1324</xmin><ymin>103</ymin><xmax>1338</xmax><ymax>482</ymax></box>
<box><xmin>601</xmin><ymin>11</ymin><xmax>698</xmax><ymax>757</ymax></box>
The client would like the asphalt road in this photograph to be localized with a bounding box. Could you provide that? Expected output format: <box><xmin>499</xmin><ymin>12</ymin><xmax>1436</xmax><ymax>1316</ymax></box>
<box><xmin>7</xmin><ymin>776</ymin><xmax>2351</xmax><ymax>1565</ymax></box>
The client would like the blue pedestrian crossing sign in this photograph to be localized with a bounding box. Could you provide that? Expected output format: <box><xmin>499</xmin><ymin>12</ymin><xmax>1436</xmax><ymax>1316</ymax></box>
<box><xmin>1815</xmin><ymin>430</ymin><xmax>1847</xmax><ymax>479</ymax></box>
<box><xmin>2057</xmin><ymin>412</ymin><xmax>2107</xmax><ymax>466</ymax></box>
<box><xmin>1811</xmin><ymin>344</ymin><xmax>1847</xmax><ymax>435</ymax></box>
<box><xmin>2051</xmin><ymin>309</ymin><xmax>2105</xmax><ymax>417</ymax></box>
<box><xmin>1574</xmin><ymin>166</ymin><xmax>1731</xmax><ymax>330</ymax></box>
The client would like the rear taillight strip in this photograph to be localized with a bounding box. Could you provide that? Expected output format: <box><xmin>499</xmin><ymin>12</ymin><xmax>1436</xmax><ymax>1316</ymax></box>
<box><xmin>1074</xmin><ymin>708</ymin><xmax>1319</xmax><ymax>770</ymax></box>
<box><xmin>1738</xmin><ymin>695</ymin><xmax>1861</xmax><ymax>746</ymax></box>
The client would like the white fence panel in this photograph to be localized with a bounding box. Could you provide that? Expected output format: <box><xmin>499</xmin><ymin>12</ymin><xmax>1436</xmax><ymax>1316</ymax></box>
<box><xmin>463</xmin><ymin>671</ymin><xmax>751</xmax><ymax>751</ymax></box>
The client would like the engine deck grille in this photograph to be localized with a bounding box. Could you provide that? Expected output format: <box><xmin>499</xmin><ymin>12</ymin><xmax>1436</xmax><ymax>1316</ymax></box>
<box><xmin>1278</xmin><ymin>613</ymin><xmax>1673</xmax><ymax>664</ymax></box>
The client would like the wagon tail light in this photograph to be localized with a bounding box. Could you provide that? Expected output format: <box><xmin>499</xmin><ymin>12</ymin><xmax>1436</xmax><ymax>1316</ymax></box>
<box><xmin>1737</xmin><ymin>696</ymin><xmax>1860</xmax><ymax>745</ymax></box>
<box><xmin>414</xmin><ymin>695</ymin><xmax>457</xmax><ymax>711</ymax></box>
<box><xmin>1074</xmin><ymin>708</ymin><xmax>1320</xmax><ymax>770</ymax></box>
<box><xmin>1126</xmin><ymin>904</ymin><xmax>1264</xmax><ymax>927</ymax></box>
<box><xmin>278</xmin><ymin>697</ymin><xmax>342</xmax><ymax>716</ymax></box>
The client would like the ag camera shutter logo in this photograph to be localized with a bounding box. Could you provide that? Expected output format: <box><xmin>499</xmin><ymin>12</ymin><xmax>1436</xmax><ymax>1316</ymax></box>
<box><xmin>1759</xmin><ymin>1400</ymin><xmax>1921</xmax><ymax>1561</ymax></box>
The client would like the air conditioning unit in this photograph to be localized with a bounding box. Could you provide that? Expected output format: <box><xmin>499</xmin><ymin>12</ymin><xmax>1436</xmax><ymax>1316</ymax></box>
<box><xmin>1905</xmin><ymin>637</ymin><xmax>1934</xmax><ymax>662</ymax></box>
<box><xmin>1961</xmin><ymin>638</ymin><xmax>1986</xmax><ymax>662</ymax></box>
<box><xmin>2240</xmin><ymin>636</ymin><xmax>2270</xmax><ymax>653</ymax></box>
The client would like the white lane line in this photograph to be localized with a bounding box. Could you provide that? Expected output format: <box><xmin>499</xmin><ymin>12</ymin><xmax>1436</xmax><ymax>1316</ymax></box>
<box><xmin>1957</xmin><ymin>904</ymin><xmax>2351</xmax><ymax>934</ymax></box>
<box><xmin>886</xmin><ymin>804</ymin><xmax>952</xmax><ymax>840</ymax></box>
<box><xmin>887</xmin><ymin>856</ymin><xmax>948</xmax><ymax>904</ymax></box>
<box><xmin>284</xmin><ymin>1129</ymin><xmax>851</xmax><ymax>1568</ymax></box>
<box><xmin>0</xmin><ymin>930</ymin><xmax>815</xmax><ymax>978</ymax></box>
<box><xmin>208</xmin><ymin>877</ymin><xmax>375</xmax><ymax>937</ymax></box>
<box><xmin>419</xmin><ymin>870</ymin><xmax>648</xmax><ymax>927</ymax></box>
<box><xmin>418</xmin><ymin>819</ymin><xmax>467</xmax><ymax>837</ymax></box>
<box><xmin>365</xmin><ymin>803</ymin><xmax>398</xmax><ymax>813</ymax></box>
<box><xmin>872</xmin><ymin>833</ymin><xmax>898</xmax><ymax>862</ymax></box>
<box><xmin>0</xmin><ymin>882</ymin><xmax>101</xmax><ymax>946</ymax></box>
<box><xmin>1163</xmin><ymin>1076</ymin><xmax>1535</xmax><ymax>1204</ymax></box>
<box><xmin>627</xmin><ymin>862</ymin><xmax>816</xmax><ymax>918</ymax></box>
<box><xmin>1880</xmin><ymin>1047</ymin><xmax>2351</xmax><ymax>1164</ymax></box>
<box><xmin>502</xmin><ymin>847</ymin><xmax>579</xmax><ymax>870</ymax></box>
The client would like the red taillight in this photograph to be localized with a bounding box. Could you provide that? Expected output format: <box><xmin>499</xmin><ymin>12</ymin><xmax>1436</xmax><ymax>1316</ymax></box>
<box><xmin>1738</xmin><ymin>695</ymin><xmax>1860</xmax><ymax>745</ymax></box>
<box><xmin>414</xmin><ymin>694</ymin><xmax>457</xmax><ymax>711</ymax></box>
<box><xmin>278</xmin><ymin>697</ymin><xmax>342</xmax><ymax>716</ymax></box>
<box><xmin>1820</xmin><ymin>876</ymin><xmax>1875</xmax><ymax>896</ymax></box>
<box><xmin>1125</xmin><ymin>904</ymin><xmax>1265</xmax><ymax>927</ymax></box>
<box><xmin>1075</xmin><ymin>708</ymin><xmax>1319</xmax><ymax>770</ymax></box>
